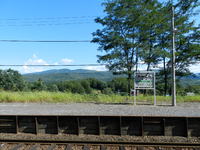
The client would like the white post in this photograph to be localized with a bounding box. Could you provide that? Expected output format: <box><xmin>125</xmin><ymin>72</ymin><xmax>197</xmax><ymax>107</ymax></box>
<box><xmin>153</xmin><ymin>72</ymin><xmax>156</xmax><ymax>106</ymax></box>
<box><xmin>134</xmin><ymin>72</ymin><xmax>136</xmax><ymax>105</ymax></box>
<box><xmin>172</xmin><ymin>6</ymin><xmax>176</xmax><ymax>106</ymax></box>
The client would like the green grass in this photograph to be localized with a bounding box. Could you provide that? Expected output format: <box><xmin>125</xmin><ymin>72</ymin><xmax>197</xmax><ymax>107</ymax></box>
<box><xmin>0</xmin><ymin>91</ymin><xmax>199</xmax><ymax>103</ymax></box>
<box><xmin>136</xmin><ymin>95</ymin><xmax>200</xmax><ymax>103</ymax></box>
<box><xmin>0</xmin><ymin>91</ymin><xmax>127</xmax><ymax>103</ymax></box>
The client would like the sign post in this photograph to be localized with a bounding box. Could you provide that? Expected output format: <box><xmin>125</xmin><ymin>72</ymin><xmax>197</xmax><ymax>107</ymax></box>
<box><xmin>134</xmin><ymin>71</ymin><xmax>156</xmax><ymax>105</ymax></box>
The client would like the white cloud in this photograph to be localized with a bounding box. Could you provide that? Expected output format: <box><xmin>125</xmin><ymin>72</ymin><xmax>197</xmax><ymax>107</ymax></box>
<box><xmin>83</xmin><ymin>65</ymin><xmax>107</xmax><ymax>71</ymax></box>
<box><xmin>22</xmin><ymin>54</ymin><xmax>49</xmax><ymax>73</ymax></box>
<box><xmin>189</xmin><ymin>64</ymin><xmax>200</xmax><ymax>73</ymax></box>
<box><xmin>21</xmin><ymin>55</ymin><xmax>75</xmax><ymax>74</ymax></box>
<box><xmin>60</xmin><ymin>58</ymin><xmax>74</xmax><ymax>64</ymax></box>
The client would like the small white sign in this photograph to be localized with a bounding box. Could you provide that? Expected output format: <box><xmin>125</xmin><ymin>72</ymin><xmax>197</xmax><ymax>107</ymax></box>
<box><xmin>134</xmin><ymin>72</ymin><xmax>155</xmax><ymax>89</ymax></box>
<box><xmin>134</xmin><ymin>71</ymin><xmax>156</xmax><ymax>106</ymax></box>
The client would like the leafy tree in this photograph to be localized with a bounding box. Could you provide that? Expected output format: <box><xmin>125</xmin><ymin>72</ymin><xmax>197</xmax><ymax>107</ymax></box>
<box><xmin>87</xmin><ymin>78</ymin><xmax>107</xmax><ymax>91</ymax></box>
<box><xmin>47</xmin><ymin>84</ymin><xmax>59</xmax><ymax>92</ymax></box>
<box><xmin>57</xmin><ymin>80</ymin><xmax>86</xmax><ymax>94</ymax></box>
<box><xmin>69</xmin><ymin>81</ymin><xmax>85</xmax><ymax>94</ymax></box>
<box><xmin>93</xmin><ymin>0</ymin><xmax>200</xmax><ymax>95</ymax></box>
<box><xmin>137</xmin><ymin>1</ymin><xmax>164</xmax><ymax>71</ymax></box>
<box><xmin>31</xmin><ymin>78</ymin><xmax>47</xmax><ymax>91</ymax></box>
<box><xmin>0</xmin><ymin>69</ymin><xmax>26</xmax><ymax>91</ymax></box>
<box><xmin>92</xmin><ymin>0</ymin><xmax>150</xmax><ymax>94</ymax></box>
<box><xmin>80</xmin><ymin>80</ymin><xmax>92</xmax><ymax>94</ymax></box>
<box><xmin>108</xmin><ymin>77</ymin><xmax>132</xmax><ymax>94</ymax></box>
<box><xmin>156</xmin><ymin>0</ymin><xmax>200</xmax><ymax>95</ymax></box>
<box><xmin>92</xmin><ymin>0</ymin><xmax>171</xmax><ymax>95</ymax></box>
<box><xmin>57</xmin><ymin>81</ymin><xmax>67</xmax><ymax>92</ymax></box>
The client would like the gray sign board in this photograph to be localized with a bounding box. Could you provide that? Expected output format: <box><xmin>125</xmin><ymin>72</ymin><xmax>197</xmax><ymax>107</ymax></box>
<box><xmin>134</xmin><ymin>71</ymin><xmax>156</xmax><ymax>105</ymax></box>
<box><xmin>134</xmin><ymin>72</ymin><xmax>155</xmax><ymax>89</ymax></box>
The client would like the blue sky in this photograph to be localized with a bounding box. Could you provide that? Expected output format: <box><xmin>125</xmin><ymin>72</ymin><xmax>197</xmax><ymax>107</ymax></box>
<box><xmin>0</xmin><ymin>0</ymin><xmax>105</xmax><ymax>73</ymax></box>
<box><xmin>0</xmin><ymin>0</ymin><xmax>199</xmax><ymax>73</ymax></box>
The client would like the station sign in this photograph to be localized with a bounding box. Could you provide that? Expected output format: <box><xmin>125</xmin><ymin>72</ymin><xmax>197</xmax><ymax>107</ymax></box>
<box><xmin>133</xmin><ymin>71</ymin><xmax>156</xmax><ymax>105</ymax></box>
<box><xmin>134</xmin><ymin>71</ymin><xmax>155</xmax><ymax>89</ymax></box>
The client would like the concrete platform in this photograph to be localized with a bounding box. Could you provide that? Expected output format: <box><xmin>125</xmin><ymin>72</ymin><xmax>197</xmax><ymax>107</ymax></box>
<box><xmin>0</xmin><ymin>103</ymin><xmax>200</xmax><ymax>117</ymax></box>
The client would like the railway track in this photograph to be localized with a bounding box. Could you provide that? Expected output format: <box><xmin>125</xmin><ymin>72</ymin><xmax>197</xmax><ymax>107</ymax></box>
<box><xmin>0</xmin><ymin>104</ymin><xmax>200</xmax><ymax>149</ymax></box>
<box><xmin>0</xmin><ymin>140</ymin><xmax>200</xmax><ymax>150</ymax></box>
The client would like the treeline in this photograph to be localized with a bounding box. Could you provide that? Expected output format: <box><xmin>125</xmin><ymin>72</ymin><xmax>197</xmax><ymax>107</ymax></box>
<box><xmin>0</xmin><ymin>69</ymin><xmax>129</xmax><ymax>94</ymax></box>
<box><xmin>0</xmin><ymin>69</ymin><xmax>200</xmax><ymax>96</ymax></box>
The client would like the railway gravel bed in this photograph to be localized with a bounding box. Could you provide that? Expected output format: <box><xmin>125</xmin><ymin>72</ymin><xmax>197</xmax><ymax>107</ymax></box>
<box><xmin>0</xmin><ymin>134</ymin><xmax>200</xmax><ymax>144</ymax></box>
<box><xmin>0</xmin><ymin>142</ymin><xmax>200</xmax><ymax>150</ymax></box>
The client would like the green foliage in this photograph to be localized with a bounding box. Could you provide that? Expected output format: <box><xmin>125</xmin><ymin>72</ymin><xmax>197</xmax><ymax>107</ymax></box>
<box><xmin>57</xmin><ymin>80</ymin><xmax>91</xmax><ymax>94</ymax></box>
<box><xmin>70</xmin><ymin>81</ymin><xmax>85</xmax><ymax>94</ymax></box>
<box><xmin>177</xmin><ymin>84</ymin><xmax>200</xmax><ymax>96</ymax></box>
<box><xmin>80</xmin><ymin>80</ymin><xmax>92</xmax><ymax>94</ymax></box>
<box><xmin>102</xmin><ymin>88</ymin><xmax>113</xmax><ymax>95</ymax></box>
<box><xmin>47</xmin><ymin>84</ymin><xmax>59</xmax><ymax>92</ymax></box>
<box><xmin>0</xmin><ymin>91</ymin><xmax>199</xmax><ymax>103</ymax></box>
<box><xmin>92</xmin><ymin>0</ymin><xmax>159</xmax><ymax>94</ymax></box>
<box><xmin>87</xmin><ymin>78</ymin><xmax>107</xmax><ymax>91</ymax></box>
<box><xmin>0</xmin><ymin>91</ymin><xmax>127</xmax><ymax>103</ymax></box>
<box><xmin>0</xmin><ymin>69</ymin><xmax>200</xmax><ymax>96</ymax></box>
<box><xmin>108</xmin><ymin>77</ymin><xmax>130</xmax><ymax>93</ymax></box>
<box><xmin>31</xmin><ymin>78</ymin><xmax>47</xmax><ymax>91</ymax></box>
<box><xmin>92</xmin><ymin>0</ymin><xmax>200</xmax><ymax>96</ymax></box>
<box><xmin>155</xmin><ymin>0</ymin><xmax>200</xmax><ymax>96</ymax></box>
<box><xmin>0</xmin><ymin>69</ymin><xmax>26</xmax><ymax>91</ymax></box>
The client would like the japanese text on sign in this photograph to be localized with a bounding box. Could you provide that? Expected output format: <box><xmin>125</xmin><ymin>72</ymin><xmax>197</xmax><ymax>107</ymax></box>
<box><xmin>134</xmin><ymin>72</ymin><xmax>155</xmax><ymax>89</ymax></box>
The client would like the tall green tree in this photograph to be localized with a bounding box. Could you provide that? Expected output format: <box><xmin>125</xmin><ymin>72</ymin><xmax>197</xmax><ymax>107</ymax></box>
<box><xmin>93</xmin><ymin>0</ymin><xmax>200</xmax><ymax>95</ymax></box>
<box><xmin>92</xmin><ymin>0</ymin><xmax>162</xmax><ymax>94</ymax></box>
<box><xmin>155</xmin><ymin>0</ymin><xmax>200</xmax><ymax>95</ymax></box>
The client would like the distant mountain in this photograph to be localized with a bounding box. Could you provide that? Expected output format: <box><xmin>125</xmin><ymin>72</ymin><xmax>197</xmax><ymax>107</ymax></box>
<box><xmin>182</xmin><ymin>73</ymin><xmax>200</xmax><ymax>79</ymax></box>
<box><xmin>23</xmin><ymin>69</ymin><xmax>123</xmax><ymax>82</ymax></box>
<box><xmin>30</xmin><ymin>69</ymin><xmax>96</xmax><ymax>75</ymax></box>
<box><xmin>194</xmin><ymin>73</ymin><xmax>200</xmax><ymax>79</ymax></box>
<box><xmin>180</xmin><ymin>73</ymin><xmax>200</xmax><ymax>86</ymax></box>
<box><xmin>23</xmin><ymin>69</ymin><xmax>200</xmax><ymax>83</ymax></box>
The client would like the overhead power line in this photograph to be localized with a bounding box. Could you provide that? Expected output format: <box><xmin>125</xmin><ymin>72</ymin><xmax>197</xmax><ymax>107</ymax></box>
<box><xmin>0</xmin><ymin>40</ymin><xmax>91</xmax><ymax>43</ymax></box>
<box><xmin>0</xmin><ymin>16</ymin><xmax>102</xmax><ymax>21</ymax></box>
<box><xmin>0</xmin><ymin>62</ymin><xmax>199</xmax><ymax>68</ymax></box>
<box><xmin>0</xmin><ymin>16</ymin><xmax>103</xmax><ymax>27</ymax></box>
<box><xmin>0</xmin><ymin>64</ymin><xmax>105</xmax><ymax>67</ymax></box>
<box><xmin>0</xmin><ymin>22</ymin><xmax>95</xmax><ymax>27</ymax></box>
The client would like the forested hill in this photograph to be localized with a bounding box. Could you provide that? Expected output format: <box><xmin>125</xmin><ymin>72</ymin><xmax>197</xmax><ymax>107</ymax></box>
<box><xmin>180</xmin><ymin>73</ymin><xmax>200</xmax><ymax>86</ymax></box>
<box><xmin>23</xmin><ymin>69</ymin><xmax>123</xmax><ymax>82</ymax></box>
<box><xmin>23</xmin><ymin>69</ymin><xmax>200</xmax><ymax>84</ymax></box>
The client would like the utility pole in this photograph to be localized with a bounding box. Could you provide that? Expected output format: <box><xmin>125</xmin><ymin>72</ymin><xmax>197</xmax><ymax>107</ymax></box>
<box><xmin>171</xmin><ymin>5</ymin><xmax>176</xmax><ymax>106</ymax></box>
